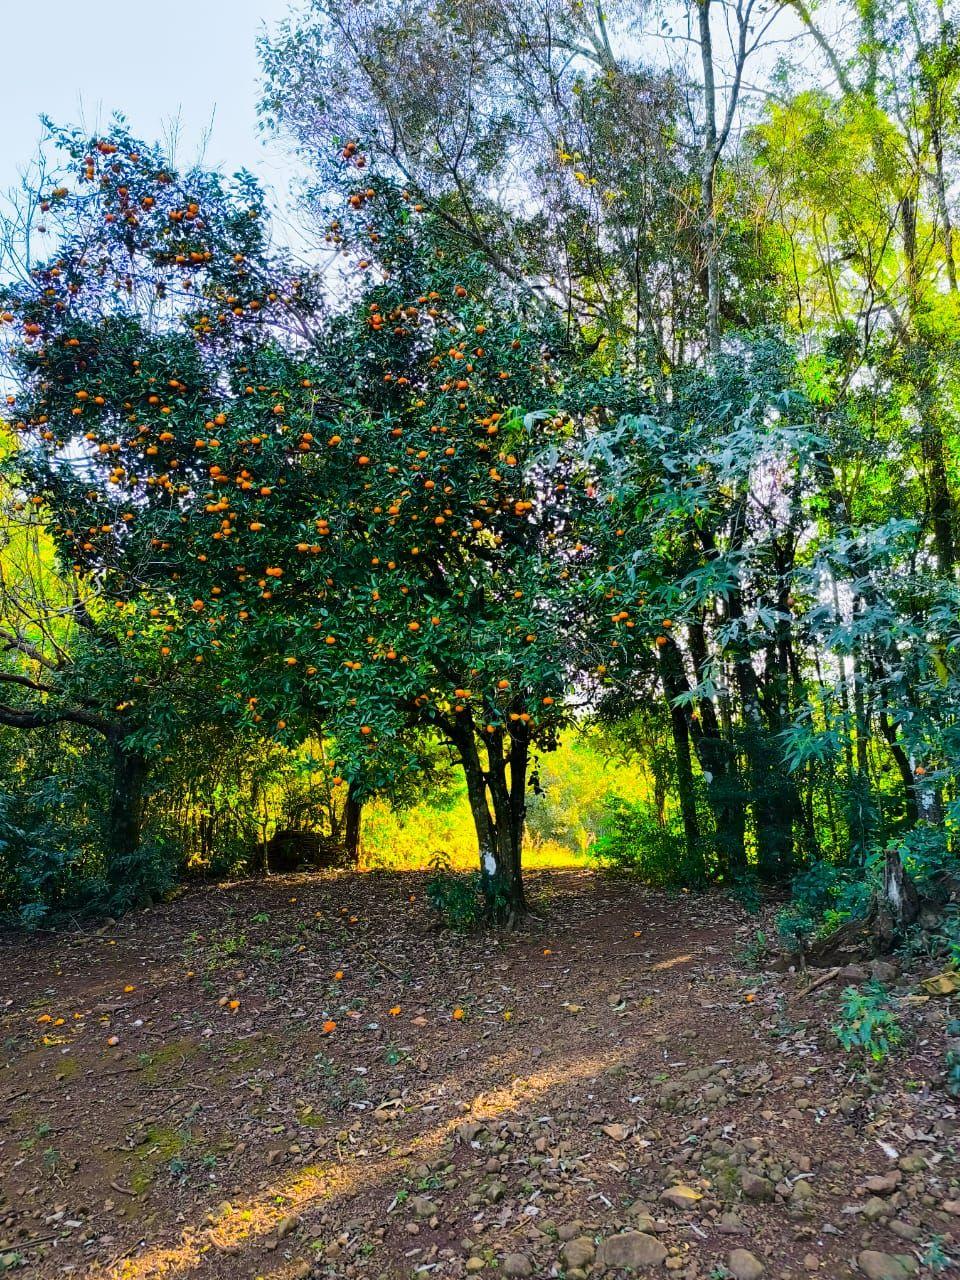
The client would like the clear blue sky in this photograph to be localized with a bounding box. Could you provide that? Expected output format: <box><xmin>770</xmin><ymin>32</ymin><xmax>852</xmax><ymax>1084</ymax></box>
<box><xmin>2</xmin><ymin>0</ymin><xmax>301</xmax><ymax>208</ymax></box>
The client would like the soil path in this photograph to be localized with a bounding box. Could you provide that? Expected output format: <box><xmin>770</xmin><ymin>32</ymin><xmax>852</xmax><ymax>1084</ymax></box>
<box><xmin>1</xmin><ymin>870</ymin><xmax>957</xmax><ymax>1278</ymax></box>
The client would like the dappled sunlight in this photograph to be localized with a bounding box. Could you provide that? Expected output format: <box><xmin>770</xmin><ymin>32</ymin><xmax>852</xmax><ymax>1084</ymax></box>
<box><xmin>651</xmin><ymin>953</ymin><xmax>694</xmax><ymax>971</ymax></box>
<box><xmin>5</xmin><ymin>870</ymin><xmax>940</xmax><ymax>1280</ymax></box>
<box><xmin>104</xmin><ymin>1167</ymin><xmax>338</xmax><ymax>1279</ymax></box>
<box><xmin>100</xmin><ymin>1045</ymin><xmax>630</xmax><ymax>1279</ymax></box>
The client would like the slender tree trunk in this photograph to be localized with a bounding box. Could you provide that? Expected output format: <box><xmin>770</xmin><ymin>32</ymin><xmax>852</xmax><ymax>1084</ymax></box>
<box><xmin>664</xmin><ymin>630</ymin><xmax>744</xmax><ymax>870</ymax></box>
<box><xmin>734</xmin><ymin>664</ymin><xmax>791</xmax><ymax>879</ymax></box>
<box><xmin>830</xmin><ymin>578</ymin><xmax>856</xmax><ymax>776</ymax></box>
<box><xmin>767</xmin><ymin>557</ymin><xmax>808</xmax><ymax>867</ymax></box>
<box><xmin>657</xmin><ymin>641</ymin><xmax>703</xmax><ymax>869</ymax></box>
<box><xmin>930</xmin><ymin>96</ymin><xmax>958</xmax><ymax>291</ymax></box>
<box><xmin>806</xmin><ymin>761</ymin><xmax>823</xmax><ymax>858</ymax></box>
<box><xmin>506</xmin><ymin>732</ymin><xmax>529</xmax><ymax>909</ymax></box>
<box><xmin>851</xmin><ymin>648</ymin><xmax>870</xmax><ymax>776</ymax></box>
<box><xmin>876</xmin><ymin>708</ymin><xmax>920</xmax><ymax>827</ymax></box>
<box><xmin>698</xmin><ymin>0</ymin><xmax>721</xmax><ymax>356</ymax></box>
<box><xmin>918</xmin><ymin>372</ymin><xmax>957</xmax><ymax>576</ymax></box>
<box><xmin>902</xmin><ymin>194</ymin><xmax>957</xmax><ymax>574</ymax></box>
<box><xmin>485</xmin><ymin>728</ymin><xmax>528</xmax><ymax>916</ymax></box>
<box><xmin>725</xmin><ymin>593</ymin><xmax>796</xmax><ymax>879</ymax></box>
<box><xmin>343</xmin><ymin>783</ymin><xmax>362</xmax><ymax>864</ymax></box>
<box><xmin>105</xmin><ymin>736</ymin><xmax>148</xmax><ymax>887</ymax></box>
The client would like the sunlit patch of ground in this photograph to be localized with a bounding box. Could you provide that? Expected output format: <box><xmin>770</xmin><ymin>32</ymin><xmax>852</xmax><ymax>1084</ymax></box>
<box><xmin>104</xmin><ymin>1049</ymin><xmax>624</xmax><ymax>1280</ymax></box>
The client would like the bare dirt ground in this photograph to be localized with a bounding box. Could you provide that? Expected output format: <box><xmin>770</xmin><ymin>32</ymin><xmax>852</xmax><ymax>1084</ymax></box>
<box><xmin>1</xmin><ymin>869</ymin><xmax>958</xmax><ymax>1280</ymax></box>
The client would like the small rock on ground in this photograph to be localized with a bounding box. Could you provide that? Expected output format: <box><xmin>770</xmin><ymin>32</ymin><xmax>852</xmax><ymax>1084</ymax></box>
<box><xmin>739</xmin><ymin>1169</ymin><xmax>775</xmax><ymax>1200</ymax></box>
<box><xmin>502</xmin><ymin>1254</ymin><xmax>533</xmax><ymax>1277</ymax></box>
<box><xmin>659</xmin><ymin>1184</ymin><xmax>702</xmax><ymax>1209</ymax></box>
<box><xmin>856</xmin><ymin>1250</ymin><xmax>919</xmax><ymax>1280</ymax></box>
<box><xmin>411</xmin><ymin>1195</ymin><xmax>438</xmax><ymax>1218</ymax></box>
<box><xmin>728</xmin><ymin>1249</ymin><xmax>765</xmax><ymax>1280</ymax></box>
<box><xmin>599</xmin><ymin>1231</ymin><xmax>669</xmax><ymax>1270</ymax></box>
<box><xmin>562</xmin><ymin>1237</ymin><xmax>597</xmax><ymax>1269</ymax></box>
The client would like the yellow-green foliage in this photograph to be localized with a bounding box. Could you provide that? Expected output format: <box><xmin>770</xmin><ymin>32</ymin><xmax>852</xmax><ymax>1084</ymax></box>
<box><xmin>362</xmin><ymin>790</ymin><xmax>478</xmax><ymax>869</ymax></box>
<box><xmin>361</xmin><ymin>729</ymin><xmax>647</xmax><ymax>870</ymax></box>
<box><xmin>525</xmin><ymin>729</ymin><xmax>652</xmax><ymax>855</ymax></box>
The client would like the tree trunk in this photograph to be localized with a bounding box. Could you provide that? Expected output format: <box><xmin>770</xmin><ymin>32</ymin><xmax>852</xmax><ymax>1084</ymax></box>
<box><xmin>343</xmin><ymin>783</ymin><xmax>363</xmax><ymax>864</ymax></box>
<box><xmin>454</xmin><ymin>719</ymin><xmax>527</xmax><ymax>922</ymax></box>
<box><xmin>698</xmin><ymin>0</ymin><xmax>721</xmax><ymax>356</ymax></box>
<box><xmin>682</xmin><ymin>625</ymin><xmax>747</xmax><ymax>870</ymax></box>
<box><xmin>724</xmin><ymin>587</ymin><xmax>797</xmax><ymax>879</ymax></box>
<box><xmin>929</xmin><ymin>90</ymin><xmax>958</xmax><ymax>291</ymax></box>
<box><xmin>505</xmin><ymin>731</ymin><xmax>529</xmax><ymax>910</ymax></box>
<box><xmin>876</xmin><ymin>708</ymin><xmax>920</xmax><ymax>827</ymax></box>
<box><xmin>657</xmin><ymin>640</ymin><xmax>703</xmax><ymax>870</ymax></box>
<box><xmin>882</xmin><ymin>846</ymin><xmax>920</xmax><ymax>929</ymax></box>
<box><xmin>902</xmin><ymin>195</ymin><xmax>957</xmax><ymax>575</ymax></box>
<box><xmin>105</xmin><ymin>736</ymin><xmax>148</xmax><ymax>888</ymax></box>
<box><xmin>920</xmin><ymin>385</ymin><xmax>956</xmax><ymax>577</ymax></box>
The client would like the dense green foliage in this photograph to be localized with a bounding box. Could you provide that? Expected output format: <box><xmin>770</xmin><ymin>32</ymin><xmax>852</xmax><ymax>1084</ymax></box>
<box><xmin>834</xmin><ymin>983</ymin><xmax>904</xmax><ymax>1063</ymax></box>
<box><xmin>1</xmin><ymin>0</ymin><xmax>960</xmax><ymax>930</ymax></box>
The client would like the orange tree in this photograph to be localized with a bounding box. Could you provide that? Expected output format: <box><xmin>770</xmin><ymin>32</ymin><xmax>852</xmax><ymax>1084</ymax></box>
<box><xmin>1</xmin><ymin>126</ymin><xmax>654</xmax><ymax>918</ymax></box>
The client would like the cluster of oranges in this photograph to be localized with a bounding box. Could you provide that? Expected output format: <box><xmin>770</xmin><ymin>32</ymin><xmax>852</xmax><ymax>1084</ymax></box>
<box><xmin>1</xmin><ymin>126</ymin><xmax>672</xmax><ymax>785</ymax></box>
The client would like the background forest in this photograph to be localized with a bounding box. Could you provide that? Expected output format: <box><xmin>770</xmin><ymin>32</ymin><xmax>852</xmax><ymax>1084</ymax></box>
<box><xmin>0</xmin><ymin>0</ymin><xmax>959</xmax><ymax>944</ymax></box>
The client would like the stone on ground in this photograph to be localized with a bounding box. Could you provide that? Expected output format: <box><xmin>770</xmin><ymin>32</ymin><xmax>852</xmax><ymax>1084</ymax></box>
<box><xmin>659</xmin><ymin>1184</ymin><xmax>702</xmax><ymax>1209</ymax></box>
<box><xmin>728</xmin><ymin>1248</ymin><xmax>765</xmax><ymax>1279</ymax></box>
<box><xmin>562</xmin><ymin>1237</ymin><xmax>597</xmax><ymax>1269</ymax></box>
<box><xmin>502</xmin><ymin>1253</ymin><xmax>533</xmax><ymax>1277</ymax></box>
<box><xmin>856</xmin><ymin>1250</ymin><xmax>919</xmax><ymax>1279</ymax></box>
<box><xmin>598</xmin><ymin>1231</ymin><xmax>669</xmax><ymax>1270</ymax></box>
